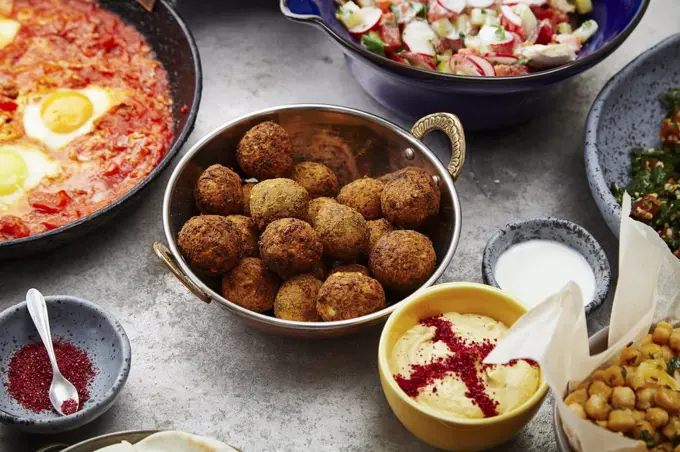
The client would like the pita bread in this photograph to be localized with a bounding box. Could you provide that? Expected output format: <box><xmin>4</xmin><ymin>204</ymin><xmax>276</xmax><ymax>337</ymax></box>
<box><xmin>95</xmin><ymin>431</ymin><xmax>239</xmax><ymax>452</ymax></box>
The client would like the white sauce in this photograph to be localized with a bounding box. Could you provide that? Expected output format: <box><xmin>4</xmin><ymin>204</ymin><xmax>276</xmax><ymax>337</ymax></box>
<box><xmin>493</xmin><ymin>239</ymin><xmax>596</xmax><ymax>308</ymax></box>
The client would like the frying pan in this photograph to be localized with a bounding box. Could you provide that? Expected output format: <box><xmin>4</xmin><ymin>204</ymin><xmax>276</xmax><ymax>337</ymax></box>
<box><xmin>0</xmin><ymin>0</ymin><xmax>202</xmax><ymax>260</ymax></box>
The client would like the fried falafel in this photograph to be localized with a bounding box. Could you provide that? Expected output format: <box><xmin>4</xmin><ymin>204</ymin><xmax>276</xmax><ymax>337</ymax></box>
<box><xmin>366</xmin><ymin>219</ymin><xmax>395</xmax><ymax>254</ymax></box>
<box><xmin>194</xmin><ymin>164</ymin><xmax>243</xmax><ymax>215</ymax></box>
<box><xmin>328</xmin><ymin>263</ymin><xmax>370</xmax><ymax>277</ymax></box>
<box><xmin>316</xmin><ymin>272</ymin><xmax>385</xmax><ymax>321</ymax></box>
<box><xmin>177</xmin><ymin>215</ymin><xmax>242</xmax><ymax>274</ymax></box>
<box><xmin>314</xmin><ymin>203</ymin><xmax>369</xmax><ymax>261</ymax></box>
<box><xmin>259</xmin><ymin>218</ymin><xmax>323</xmax><ymax>278</ymax></box>
<box><xmin>249</xmin><ymin>178</ymin><xmax>310</xmax><ymax>229</ymax></box>
<box><xmin>369</xmin><ymin>230</ymin><xmax>436</xmax><ymax>291</ymax></box>
<box><xmin>225</xmin><ymin>215</ymin><xmax>258</xmax><ymax>257</ymax></box>
<box><xmin>274</xmin><ymin>274</ymin><xmax>322</xmax><ymax>322</ymax></box>
<box><xmin>221</xmin><ymin>257</ymin><xmax>280</xmax><ymax>313</ymax></box>
<box><xmin>236</xmin><ymin>122</ymin><xmax>293</xmax><ymax>180</ymax></box>
<box><xmin>381</xmin><ymin>167</ymin><xmax>440</xmax><ymax>228</ymax></box>
<box><xmin>337</xmin><ymin>177</ymin><xmax>384</xmax><ymax>221</ymax></box>
<box><xmin>242</xmin><ymin>182</ymin><xmax>256</xmax><ymax>216</ymax></box>
<box><xmin>292</xmin><ymin>162</ymin><xmax>339</xmax><ymax>198</ymax></box>
<box><xmin>307</xmin><ymin>196</ymin><xmax>337</xmax><ymax>226</ymax></box>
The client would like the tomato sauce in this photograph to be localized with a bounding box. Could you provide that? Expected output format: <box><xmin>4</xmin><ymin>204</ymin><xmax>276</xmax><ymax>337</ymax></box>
<box><xmin>0</xmin><ymin>0</ymin><xmax>173</xmax><ymax>241</ymax></box>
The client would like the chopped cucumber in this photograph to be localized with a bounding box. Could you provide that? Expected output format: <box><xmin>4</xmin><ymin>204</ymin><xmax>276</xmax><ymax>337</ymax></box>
<box><xmin>431</xmin><ymin>18</ymin><xmax>455</xmax><ymax>37</ymax></box>
<box><xmin>464</xmin><ymin>35</ymin><xmax>482</xmax><ymax>52</ymax></box>
<box><xmin>484</xmin><ymin>15</ymin><xmax>500</xmax><ymax>26</ymax></box>
<box><xmin>455</xmin><ymin>14</ymin><xmax>472</xmax><ymax>36</ymax></box>
<box><xmin>436</xmin><ymin>60</ymin><xmax>452</xmax><ymax>73</ymax></box>
<box><xmin>556</xmin><ymin>22</ymin><xmax>573</xmax><ymax>34</ymax></box>
<box><xmin>336</xmin><ymin>1</ymin><xmax>361</xmax><ymax>29</ymax></box>
<box><xmin>483</xmin><ymin>8</ymin><xmax>497</xmax><ymax>16</ymax></box>
<box><xmin>573</xmin><ymin>20</ymin><xmax>598</xmax><ymax>42</ymax></box>
<box><xmin>436</xmin><ymin>50</ymin><xmax>453</xmax><ymax>62</ymax></box>
<box><xmin>574</xmin><ymin>0</ymin><xmax>593</xmax><ymax>14</ymax></box>
<box><xmin>361</xmin><ymin>31</ymin><xmax>387</xmax><ymax>55</ymax></box>
<box><xmin>470</xmin><ymin>8</ymin><xmax>485</xmax><ymax>26</ymax></box>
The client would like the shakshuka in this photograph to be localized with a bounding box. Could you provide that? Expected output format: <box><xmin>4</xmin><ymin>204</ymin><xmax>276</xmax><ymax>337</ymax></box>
<box><xmin>0</xmin><ymin>0</ymin><xmax>174</xmax><ymax>241</ymax></box>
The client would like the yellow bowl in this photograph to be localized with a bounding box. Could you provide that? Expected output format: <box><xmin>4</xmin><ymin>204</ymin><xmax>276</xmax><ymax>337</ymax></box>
<box><xmin>377</xmin><ymin>282</ymin><xmax>549</xmax><ymax>451</ymax></box>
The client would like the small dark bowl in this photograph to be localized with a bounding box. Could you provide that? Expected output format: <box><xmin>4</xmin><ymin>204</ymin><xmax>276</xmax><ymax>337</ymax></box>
<box><xmin>482</xmin><ymin>218</ymin><xmax>611</xmax><ymax>315</ymax></box>
<box><xmin>585</xmin><ymin>33</ymin><xmax>680</xmax><ymax>238</ymax></box>
<box><xmin>281</xmin><ymin>0</ymin><xmax>649</xmax><ymax>129</ymax></box>
<box><xmin>0</xmin><ymin>296</ymin><xmax>131</xmax><ymax>434</ymax></box>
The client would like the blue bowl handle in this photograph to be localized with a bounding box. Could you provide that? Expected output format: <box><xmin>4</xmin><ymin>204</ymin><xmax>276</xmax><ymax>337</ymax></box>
<box><xmin>280</xmin><ymin>0</ymin><xmax>322</xmax><ymax>21</ymax></box>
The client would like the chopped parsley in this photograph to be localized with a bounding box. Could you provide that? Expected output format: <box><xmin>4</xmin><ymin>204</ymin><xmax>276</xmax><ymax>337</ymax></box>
<box><xmin>640</xmin><ymin>430</ymin><xmax>655</xmax><ymax>448</ymax></box>
<box><xmin>668</xmin><ymin>357</ymin><xmax>680</xmax><ymax>376</ymax></box>
<box><xmin>495</xmin><ymin>26</ymin><xmax>506</xmax><ymax>41</ymax></box>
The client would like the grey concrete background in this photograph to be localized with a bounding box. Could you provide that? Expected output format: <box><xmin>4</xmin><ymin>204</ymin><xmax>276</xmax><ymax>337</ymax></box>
<box><xmin>0</xmin><ymin>0</ymin><xmax>678</xmax><ymax>450</ymax></box>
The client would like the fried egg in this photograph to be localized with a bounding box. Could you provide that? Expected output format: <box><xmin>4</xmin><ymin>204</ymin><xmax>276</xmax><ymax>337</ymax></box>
<box><xmin>0</xmin><ymin>143</ymin><xmax>60</xmax><ymax>211</ymax></box>
<box><xmin>23</xmin><ymin>87</ymin><xmax>127</xmax><ymax>150</ymax></box>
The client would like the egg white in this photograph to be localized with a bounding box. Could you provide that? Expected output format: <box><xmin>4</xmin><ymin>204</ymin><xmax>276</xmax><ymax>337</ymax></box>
<box><xmin>0</xmin><ymin>144</ymin><xmax>60</xmax><ymax>211</ymax></box>
<box><xmin>22</xmin><ymin>87</ymin><xmax>126</xmax><ymax>150</ymax></box>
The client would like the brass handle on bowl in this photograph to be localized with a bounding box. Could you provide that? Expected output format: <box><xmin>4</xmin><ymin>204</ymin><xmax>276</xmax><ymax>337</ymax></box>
<box><xmin>411</xmin><ymin>112</ymin><xmax>466</xmax><ymax>182</ymax></box>
<box><xmin>153</xmin><ymin>242</ymin><xmax>211</xmax><ymax>304</ymax></box>
<box><xmin>35</xmin><ymin>444</ymin><xmax>69</xmax><ymax>452</ymax></box>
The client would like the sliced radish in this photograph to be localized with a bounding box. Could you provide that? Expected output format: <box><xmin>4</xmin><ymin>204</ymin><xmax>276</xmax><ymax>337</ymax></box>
<box><xmin>348</xmin><ymin>7</ymin><xmax>383</xmax><ymax>35</ymax></box>
<box><xmin>502</xmin><ymin>0</ymin><xmax>546</xmax><ymax>5</ymax></box>
<box><xmin>500</xmin><ymin>5</ymin><xmax>522</xmax><ymax>26</ymax></box>
<box><xmin>465</xmin><ymin>54</ymin><xmax>496</xmax><ymax>76</ymax></box>
<box><xmin>515</xmin><ymin>4</ymin><xmax>538</xmax><ymax>40</ymax></box>
<box><xmin>393</xmin><ymin>2</ymin><xmax>417</xmax><ymax>24</ymax></box>
<box><xmin>449</xmin><ymin>54</ymin><xmax>483</xmax><ymax>75</ymax></box>
<box><xmin>467</xmin><ymin>0</ymin><xmax>495</xmax><ymax>7</ymax></box>
<box><xmin>402</xmin><ymin>20</ymin><xmax>437</xmax><ymax>56</ymax></box>
<box><xmin>428</xmin><ymin>0</ymin><xmax>454</xmax><ymax>22</ymax></box>
<box><xmin>478</xmin><ymin>25</ymin><xmax>515</xmax><ymax>54</ymax></box>
<box><xmin>488</xmin><ymin>35</ymin><xmax>515</xmax><ymax>53</ymax></box>
<box><xmin>484</xmin><ymin>52</ymin><xmax>519</xmax><ymax>64</ymax></box>
<box><xmin>438</xmin><ymin>0</ymin><xmax>466</xmax><ymax>14</ymax></box>
<box><xmin>401</xmin><ymin>52</ymin><xmax>437</xmax><ymax>69</ymax></box>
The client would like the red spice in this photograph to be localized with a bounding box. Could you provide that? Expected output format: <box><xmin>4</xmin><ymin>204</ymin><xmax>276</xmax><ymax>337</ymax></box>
<box><xmin>60</xmin><ymin>399</ymin><xmax>78</xmax><ymax>415</ymax></box>
<box><xmin>4</xmin><ymin>339</ymin><xmax>96</xmax><ymax>414</ymax></box>
<box><xmin>394</xmin><ymin>315</ymin><xmax>539</xmax><ymax>418</ymax></box>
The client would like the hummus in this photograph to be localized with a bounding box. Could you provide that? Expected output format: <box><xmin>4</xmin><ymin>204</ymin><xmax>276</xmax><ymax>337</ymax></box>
<box><xmin>390</xmin><ymin>312</ymin><xmax>540</xmax><ymax>419</ymax></box>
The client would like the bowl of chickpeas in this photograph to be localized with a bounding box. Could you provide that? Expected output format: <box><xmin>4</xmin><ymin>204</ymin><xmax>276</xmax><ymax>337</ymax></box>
<box><xmin>554</xmin><ymin>322</ymin><xmax>680</xmax><ymax>451</ymax></box>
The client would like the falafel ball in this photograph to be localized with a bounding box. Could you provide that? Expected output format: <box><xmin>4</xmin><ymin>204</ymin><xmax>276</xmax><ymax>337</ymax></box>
<box><xmin>259</xmin><ymin>218</ymin><xmax>323</xmax><ymax>278</ymax></box>
<box><xmin>250</xmin><ymin>178</ymin><xmax>310</xmax><ymax>229</ymax></box>
<box><xmin>328</xmin><ymin>263</ymin><xmax>370</xmax><ymax>277</ymax></box>
<box><xmin>242</xmin><ymin>182</ymin><xmax>256</xmax><ymax>216</ymax></box>
<box><xmin>366</xmin><ymin>219</ymin><xmax>395</xmax><ymax>254</ymax></box>
<box><xmin>309</xmin><ymin>259</ymin><xmax>328</xmax><ymax>281</ymax></box>
<box><xmin>236</xmin><ymin>122</ymin><xmax>293</xmax><ymax>180</ymax></box>
<box><xmin>337</xmin><ymin>177</ymin><xmax>384</xmax><ymax>221</ymax></box>
<box><xmin>221</xmin><ymin>258</ymin><xmax>280</xmax><ymax>313</ymax></box>
<box><xmin>194</xmin><ymin>164</ymin><xmax>243</xmax><ymax>215</ymax></box>
<box><xmin>177</xmin><ymin>215</ymin><xmax>242</xmax><ymax>274</ymax></box>
<box><xmin>307</xmin><ymin>196</ymin><xmax>337</xmax><ymax>226</ymax></box>
<box><xmin>225</xmin><ymin>215</ymin><xmax>258</xmax><ymax>257</ymax></box>
<box><xmin>316</xmin><ymin>272</ymin><xmax>386</xmax><ymax>321</ymax></box>
<box><xmin>274</xmin><ymin>274</ymin><xmax>323</xmax><ymax>322</ymax></box>
<box><xmin>292</xmin><ymin>162</ymin><xmax>339</xmax><ymax>198</ymax></box>
<box><xmin>381</xmin><ymin>167</ymin><xmax>440</xmax><ymax>228</ymax></box>
<box><xmin>314</xmin><ymin>203</ymin><xmax>369</xmax><ymax>261</ymax></box>
<box><xmin>369</xmin><ymin>230</ymin><xmax>436</xmax><ymax>291</ymax></box>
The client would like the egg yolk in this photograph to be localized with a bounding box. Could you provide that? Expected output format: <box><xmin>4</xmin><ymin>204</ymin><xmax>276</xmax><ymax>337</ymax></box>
<box><xmin>0</xmin><ymin>149</ymin><xmax>27</xmax><ymax>195</ymax></box>
<box><xmin>40</xmin><ymin>91</ymin><xmax>94</xmax><ymax>134</ymax></box>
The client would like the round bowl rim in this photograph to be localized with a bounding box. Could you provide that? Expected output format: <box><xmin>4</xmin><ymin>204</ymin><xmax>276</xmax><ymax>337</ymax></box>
<box><xmin>0</xmin><ymin>0</ymin><xmax>203</xmax><ymax>251</ymax></box>
<box><xmin>585</xmin><ymin>33</ymin><xmax>680</xmax><ymax>238</ymax></box>
<box><xmin>60</xmin><ymin>429</ymin><xmax>159</xmax><ymax>451</ymax></box>
<box><xmin>282</xmin><ymin>0</ymin><xmax>650</xmax><ymax>84</ymax></box>
<box><xmin>481</xmin><ymin>217</ymin><xmax>611</xmax><ymax>315</ymax></box>
<box><xmin>161</xmin><ymin>103</ymin><xmax>463</xmax><ymax>333</ymax></box>
<box><xmin>0</xmin><ymin>295</ymin><xmax>131</xmax><ymax>426</ymax></box>
<box><xmin>377</xmin><ymin>281</ymin><xmax>549</xmax><ymax>426</ymax></box>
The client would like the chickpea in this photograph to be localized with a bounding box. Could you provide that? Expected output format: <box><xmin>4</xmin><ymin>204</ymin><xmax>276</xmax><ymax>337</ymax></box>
<box><xmin>564</xmin><ymin>388</ymin><xmax>588</xmax><ymax>407</ymax></box>
<box><xmin>648</xmin><ymin>407</ymin><xmax>671</xmax><ymax>428</ymax></box>
<box><xmin>638</xmin><ymin>387</ymin><xmax>659</xmax><ymax>410</ymax></box>
<box><xmin>662</xmin><ymin>345</ymin><xmax>675</xmax><ymax>361</ymax></box>
<box><xmin>608</xmin><ymin>409</ymin><xmax>636</xmax><ymax>432</ymax></box>
<box><xmin>670</xmin><ymin>329</ymin><xmax>680</xmax><ymax>352</ymax></box>
<box><xmin>589</xmin><ymin>380</ymin><xmax>613</xmax><ymax>400</ymax></box>
<box><xmin>591</xmin><ymin>370</ymin><xmax>606</xmax><ymax>382</ymax></box>
<box><xmin>576</xmin><ymin>380</ymin><xmax>591</xmax><ymax>391</ymax></box>
<box><xmin>642</xmin><ymin>343</ymin><xmax>664</xmax><ymax>360</ymax></box>
<box><xmin>612</xmin><ymin>386</ymin><xmax>636</xmax><ymax>409</ymax></box>
<box><xmin>643</xmin><ymin>334</ymin><xmax>655</xmax><ymax>346</ymax></box>
<box><xmin>655</xmin><ymin>388</ymin><xmax>680</xmax><ymax>414</ymax></box>
<box><xmin>634</xmin><ymin>410</ymin><xmax>648</xmax><ymax>422</ymax></box>
<box><xmin>596</xmin><ymin>420</ymin><xmax>608</xmax><ymax>429</ymax></box>
<box><xmin>621</xmin><ymin>347</ymin><xmax>643</xmax><ymax>366</ymax></box>
<box><xmin>585</xmin><ymin>394</ymin><xmax>612</xmax><ymax>421</ymax></box>
<box><xmin>568</xmin><ymin>402</ymin><xmax>587</xmax><ymax>420</ymax></box>
<box><xmin>627</xmin><ymin>367</ymin><xmax>646</xmax><ymax>390</ymax></box>
<box><xmin>652</xmin><ymin>443</ymin><xmax>675</xmax><ymax>452</ymax></box>
<box><xmin>603</xmin><ymin>365</ymin><xmax>626</xmax><ymax>387</ymax></box>
<box><xmin>653</xmin><ymin>322</ymin><xmax>673</xmax><ymax>345</ymax></box>
<box><xmin>662</xmin><ymin>416</ymin><xmax>680</xmax><ymax>440</ymax></box>
<box><xmin>632</xmin><ymin>420</ymin><xmax>659</xmax><ymax>445</ymax></box>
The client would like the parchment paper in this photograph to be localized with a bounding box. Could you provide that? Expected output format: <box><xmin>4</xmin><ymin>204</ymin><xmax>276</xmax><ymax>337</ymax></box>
<box><xmin>484</xmin><ymin>193</ymin><xmax>680</xmax><ymax>452</ymax></box>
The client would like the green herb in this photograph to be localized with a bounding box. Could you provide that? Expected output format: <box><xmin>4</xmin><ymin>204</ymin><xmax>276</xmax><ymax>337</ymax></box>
<box><xmin>495</xmin><ymin>26</ymin><xmax>506</xmax><ymax>41</ymax></box>
<box><xmin>459</xmin><ymin>31</ymin><xmax>466</xmax><ymax>38</ymax></box>
<box><xmin>411</xmin><ymin>2</ymin><xmax>428</xmax><ymax>17</ymax></box>
<box><xmin>481</xmin><ymin>9</ymin><xmax>487</xmax><ymax>13</ymax></box>
<box><xmin>668</xmin><ymin>357</ymin><xmax>680</xmax><ymax>376</ymax></box>
<box><xmin>361</xmin><ymin>32</ymin><xmax>387</xmax><ymax>56</ymax></box>
<box><xmin>662</xmin><ymin>88</ymin><xmax>680</xmax><ymax>119</ymax></box>
<box><xmin>517</xmin><ymin>58</ymin><xmax>531</xmax><ymax>65</ymax></box>
<box><xmin>640</xmin><ymin>430</ymin><xmax>655</xmax><ymax>448</ymax></box>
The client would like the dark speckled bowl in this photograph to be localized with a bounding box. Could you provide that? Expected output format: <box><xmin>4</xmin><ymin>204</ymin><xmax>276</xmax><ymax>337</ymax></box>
<box><xmin>482</xmin><ymin>218</ymin><xmax>611</xmax><ymax>315</ymax></box>
<box><xmin>0</xmin><ymin>296</ymin><xmax>131</xmax><ymax>434</ymax></box>
<box><xmin>586</xmin><ymin>33</ymin><xmax>680</xmax><ymax>238</ymax></box>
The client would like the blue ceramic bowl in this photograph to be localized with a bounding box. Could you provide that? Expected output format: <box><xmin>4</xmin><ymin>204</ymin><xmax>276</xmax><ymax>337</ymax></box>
<box><xmin>585</xmin><ymin>33</ymin><xmax>680</xmax><ymax>238</ymax></box>
<box><xmin>0</xmin><ymin>296</ymin><xmax>131</xmax><ymax>434</ymax></box>
<box><xmin>482</xmin><ymin>218</ymin><xmax>611</xmax><ymax>314</ymax></box>
<box><xmin>281</xmin><ymin>0</ymin><xmax>649</xmax><ymax>129</ymax></box>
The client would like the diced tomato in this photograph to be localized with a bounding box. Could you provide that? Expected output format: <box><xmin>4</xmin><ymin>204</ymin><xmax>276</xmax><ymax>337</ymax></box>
<box><xmin>29</xmin><ymin>190</ymin><xmax>72</xmax><ymax>214</ymax></box>
<box><xmin>0</xmin><ymin>100</ymin><xmax>17</xmax><ymax>111</ymax></box>
<box><xmin>531</xmin><ymin>6</ymin><xmax>569</xmax><ymax>29</ymax></box>
<box><xmin>436</xmin><ymin>36</ymin><xmax>463</xmax><ymax>53</ymax></box>
<box><xmin>376</xmin><ymin>0</ymin><xmax>392</xmax><ymax>12</ymax></box>
<box><xmin>380</xmin><ymin>22</ymin><xmax>402</xmax><ymax>50</ymax></box>
<box><xmin>535</xmin><ymin>19</ymin><xmax>553</xmax><ymax>45</ymax></box>
<box><xmin>500</xmin><ymin>16</ymin><xmax>524</xmax><ymax>40</ymax></box>
<box><xmin>427</xmin><ymin>0</ymin><xmax>453</xmax><ymax>22</ymax></box>
<box><xmin>494</xmin><ymin>64</ymin><xmax>530</xmax><ymax>76</ymax></box>
<box><xmin>0</xmin><ymin>215</ymin><xmax>30</xmax><ymax>239</ymax></box>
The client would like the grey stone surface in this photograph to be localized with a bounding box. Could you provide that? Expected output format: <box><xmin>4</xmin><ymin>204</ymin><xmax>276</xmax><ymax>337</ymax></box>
<box><xmin>0</xmin><ymin>0</ymin><xmax>678</xmax><ymax>450</ymax></box>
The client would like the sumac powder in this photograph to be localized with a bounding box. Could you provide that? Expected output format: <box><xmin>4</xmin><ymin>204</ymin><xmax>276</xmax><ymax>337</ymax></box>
<box><xmin>4</xmin><ymin>339</ymin><xmax>96</xmax><ymax>414</ymax></box>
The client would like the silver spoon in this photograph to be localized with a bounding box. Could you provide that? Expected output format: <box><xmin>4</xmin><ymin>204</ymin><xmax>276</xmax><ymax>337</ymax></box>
<box><xmin>26</xmin><ymin>288</ymin><xmax>79</xmax><ymax>416</ymax></box>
